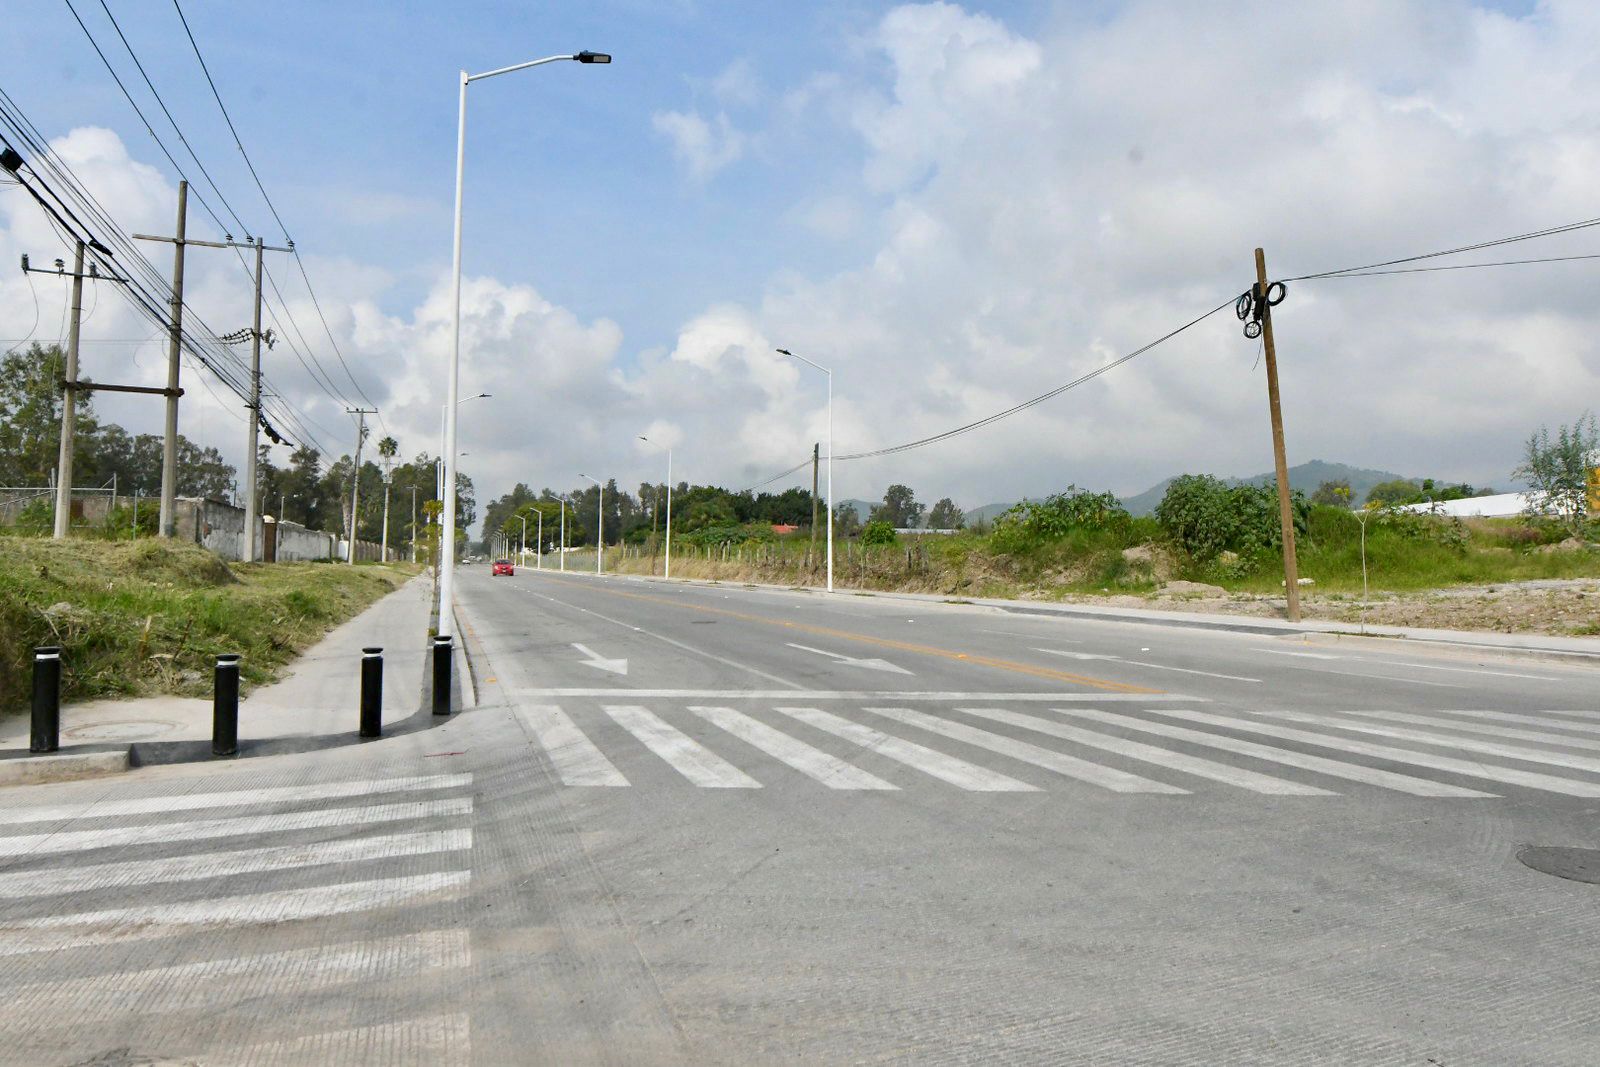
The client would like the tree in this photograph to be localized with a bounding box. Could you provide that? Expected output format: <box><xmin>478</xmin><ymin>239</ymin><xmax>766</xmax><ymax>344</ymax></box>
<box><xmin>868</xmin><ymin>484</ymin><xmax>923</xmax><ymax>528</ymax></box>
<box><xmin>1514</xmin><ymin>411</ymin><xmax>1598</xmax><ymax>536</ymax></box>
<box><xmin>1311</xmin><ymin>479</ymin><xmax>1351</xmax><ymax>507</ymax></box>
<box><xmin>861</xmin><ymin>520</ymin><xmax>897</xmax><ymax>546</ymax></box>
<box><xmin>0</xmin><ymin>343</ymin><xmax>100</xmax><ymax>486</ymax></box>
<box><xmin>1365</xmin><ymin>479</ymin><xmax>1422</xmax><ymax>506</ymax></box>
<box><xmin>833</xmin><ymin>501</ymin><xmax>862</xmax><ymax>538</ymax></box>
<box><xmin>927</xmin><ymin>497</ymin><xmax>965</xmax><ymax>530</ymax></box>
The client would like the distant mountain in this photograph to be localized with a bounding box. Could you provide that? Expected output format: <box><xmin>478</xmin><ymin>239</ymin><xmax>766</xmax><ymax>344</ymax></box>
<box><xmin>1119</xmin><ymin>459</ymin><xmax>1414</xmax><ymax>517</ymax></box>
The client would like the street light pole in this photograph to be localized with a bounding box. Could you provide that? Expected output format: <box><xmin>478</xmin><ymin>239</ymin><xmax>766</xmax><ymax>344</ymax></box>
<box><xmin>438</xmin><ymin>50</ymin><xmax>610</xmax><ymax>642</ymax></box>
<box><xmin>536</xmin><ymin>507</ymin><xmax>543</xmax><ymax>570</ymax></box>
<box><xmin>638</xmin><ymin>436</ymin><xmax>673</xmax><ymax>580</ymax></box>
<box><xmin>558</xmin><ymin>496</ymin><xmax>567</xmax><ymax>572</ymax></box>
<box><xmin>519</xmin><ymin>513</ymin><xmax>527</xmax><ymax>565</ymax></box>
<box><xmin>777</xmin><ymin>348</ymin><xmax>833</xmax><ymax>592</ymax></box>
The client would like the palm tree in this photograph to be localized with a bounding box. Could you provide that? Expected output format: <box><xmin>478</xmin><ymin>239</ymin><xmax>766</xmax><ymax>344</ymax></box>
<box><xmin>377</xmin><ymin>436</ymin><xmax>399</xmax><ymax>561</ymax></box>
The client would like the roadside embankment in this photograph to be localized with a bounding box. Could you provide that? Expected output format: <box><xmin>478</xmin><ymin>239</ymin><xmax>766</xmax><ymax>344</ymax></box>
<box><xmin>0</xmin><ymin>539</ymin><xmax>419</xmax><ymax>712</ymax></box>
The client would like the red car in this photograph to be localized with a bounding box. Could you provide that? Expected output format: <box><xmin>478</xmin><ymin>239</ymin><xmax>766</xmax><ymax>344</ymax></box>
<box><xmin>491</xmin><ymin>559</ymin><xmax>514</xmax><ymax>576</ymax></box>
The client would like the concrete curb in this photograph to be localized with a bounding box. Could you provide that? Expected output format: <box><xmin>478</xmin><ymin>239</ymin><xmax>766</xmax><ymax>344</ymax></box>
<box><xmin>0</xmin><ymin>749</ymin><xmax>129</xmax><ymax>785</ymax></box>
<box><xmin>556</xmin><ymin>569</ymin><xmax>1600</xmax><ymax>665</ymax></box>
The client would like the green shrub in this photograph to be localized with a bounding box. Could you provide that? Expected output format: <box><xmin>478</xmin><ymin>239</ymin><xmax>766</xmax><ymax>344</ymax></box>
<box><xmin>992</xmin><ymin>487</ymin><xmax>1130</xmax><ymax>552</ymax></box>
<box><xmin>861</xmin><ymin>521</ymin><xmax>897</xmax><ymax>546</ymax></box>
<box><xmin>1155</xmin><ymin>475</ymin><xmax>1309</xmax><ymax>561</ymax></box>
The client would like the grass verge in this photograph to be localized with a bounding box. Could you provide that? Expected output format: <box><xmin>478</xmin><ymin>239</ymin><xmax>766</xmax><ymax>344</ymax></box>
<box><xmin>0</xmin><ymin>539</ymin><xmax>419</xmax><ymax>712</ymax></box>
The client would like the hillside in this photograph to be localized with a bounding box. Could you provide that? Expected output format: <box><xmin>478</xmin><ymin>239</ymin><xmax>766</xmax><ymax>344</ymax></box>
<box><xmin>1119</xmin><ymin>459</ymin><xmax>1416</xmax><ymax>516</ymax></box>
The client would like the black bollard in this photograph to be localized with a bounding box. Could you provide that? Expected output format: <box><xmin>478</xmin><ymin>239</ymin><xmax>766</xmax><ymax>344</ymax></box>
<box><xmin>360</xmin><ymin>646</ymin><xmax>383</xmax><ymax>738</ymax></box>
<box><xmin>432</xmin><ymin>635</ymin><xmax>452</xmax><ymax>716</ymax></box>
<box><xmin>30</xmin><ymin>646</ymin><xmax>61</xmax><ymax>753</ymax></box>
<box><xmin>213</xmin><ymin>653</ymin><xmax>240</xmax><ymax>757</ymax></box>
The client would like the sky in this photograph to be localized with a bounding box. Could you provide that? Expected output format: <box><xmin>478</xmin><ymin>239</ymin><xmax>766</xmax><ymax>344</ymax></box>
<box><xmin>3</xmin><ymin>0</ymin><xmax>1598</xmax><ymax>534</ymax></box>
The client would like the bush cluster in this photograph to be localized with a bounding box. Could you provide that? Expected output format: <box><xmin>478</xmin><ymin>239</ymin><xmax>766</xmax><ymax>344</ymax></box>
<box><xmin>992</xmin><ymin>487</ymin><xmax>1131</xmax><ymax>552</ymax></box>
<box><xmin>860</xmin><ymin>520</ymin><xmax>897</xmax><ymax>546</ymax></box>
<box><xmin>1155</xmin><ymin>475</ymin><xmax>1309</xmax><ymax>562</ymax></box>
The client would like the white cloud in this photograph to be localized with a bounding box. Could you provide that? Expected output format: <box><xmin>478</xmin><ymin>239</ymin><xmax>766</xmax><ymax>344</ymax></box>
<box><xmin>652</xmin><ymin>109</ymin><xmax>747</xmax><ymax>181</ymax></box>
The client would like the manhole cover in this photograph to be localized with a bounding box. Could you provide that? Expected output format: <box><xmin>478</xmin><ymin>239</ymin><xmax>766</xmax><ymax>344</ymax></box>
<box><xmin>64</xmin><ymin>720</ymin><xmax>179</xmax><ymax>741</ymax></box>
<box><xmin>1518</xmin><ymin>845</ymin><xmax>1600</xmax><ymax>884</ymax></box>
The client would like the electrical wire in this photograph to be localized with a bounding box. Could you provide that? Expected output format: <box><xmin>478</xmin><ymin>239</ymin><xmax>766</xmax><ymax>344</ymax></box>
<box><xmin>1291</xmin><ymin>251</ymin><xmax>1600</xmax><ymax>280</ymax></box>
<box><xmin>1285</xmin><ymin>214</ymin><xmax>1600</xmax><ymax>282</ymax></box>
<box><xmin>5</xmin><ymin>268</ymin><xmax>41</xmax><ymax>357</ymax></box>
<box><xmin>834</xmin><ymin>297</ymin><xmax>1234</xmax><ymax>461</ymax></box>
<box><xmin>737</xmin><ymin>457</ymin><xmax>813</xmax><ymax>495</ymax></box>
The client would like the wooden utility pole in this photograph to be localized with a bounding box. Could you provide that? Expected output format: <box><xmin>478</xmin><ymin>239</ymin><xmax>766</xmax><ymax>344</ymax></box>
<box><xmin>1255</xmin><ymin>247</ymin><xmax>1301</xmax><ymax>622</ymax></box>
<box><xmin>811</xmin><ymin>441</ymin><xmax>820</xmax><ymax>557</ymax></box>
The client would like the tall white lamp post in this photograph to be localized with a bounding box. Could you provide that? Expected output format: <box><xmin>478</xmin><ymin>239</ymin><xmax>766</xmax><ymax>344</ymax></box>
<box><xmin>438</xmin><ymin>49</ymin><xmax>611</xmax><ymax>642</ymax></box>
<box><xmin>638</xmin><ymin>435</ymin><xmax>673</xmax><ymax>580</ymax></box>
<box><xmin>775</xmin><ymin>348</ymin><xmax>833</xmax><ymax>592</ymax></box>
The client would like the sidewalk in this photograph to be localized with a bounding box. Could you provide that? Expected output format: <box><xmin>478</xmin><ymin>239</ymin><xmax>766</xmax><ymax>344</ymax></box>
<box><xmin>0</xmin><ymin>574</ymin><xmax>452</xmax><ymax>780</ymax></box>
<box><xmin>593</xmin><ymin>570</ymin><xmax>1600</xmax><ymax>663</ymax></box>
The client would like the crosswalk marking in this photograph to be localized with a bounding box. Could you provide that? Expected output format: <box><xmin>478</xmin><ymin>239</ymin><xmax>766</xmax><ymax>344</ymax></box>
<box><xmin>861</xmin><ymin>706</ymin><xmax>1188</xmax><ymax>794</ymax></box>
<box><xmin>225</xmin><ymin>1012</ymin><xmax>469</xmax><ymax>1067</ymax></box>
<box><xmin>1139</xmin><ymin>708</ymin><xmax>1600</xmax><ymax>797</ymax></box>
<box><xmin>5</xmin><ymin>930</ymin><xmax>469</xmax><ymax>1016</ymax></box>
<box><xmin>0</xmin><ymin>829</ymin><xmax>471</xmax><ymax>899</ymax></box>
<box><xmin>771</xmin><ymin>706</ymin><xmax>1039</xmax><ymax>791</ymax></box>
<box><xmin>688</xmin><ymin>706</ymin><xmax>898</xmax><ymax>790</ymax></box>
<box><xmin>1368</xmin><ymin>706</ymin><xmax>1600</xmax><ymax>737</ymax></box>
<box><xmin>0</xmin><ymin>871</ymin><xmax>470</xmax><ymax>958</ymax></box>
<box><xmin>604</xmin><ymin>704</ymin><xmax>761</xmax><ymax>788</ymax></box>
<box><xmin>1298</xmin><ymin>708</ymin><xmax>1600</xmax><ymax>753</ymax></box>
<box><xmin>1054</xmin><ymin>708</ymin><xmax>1494</xmax><ymax>797</ymax></box>
<box><xmin>0</xmin><ymin>774</ymin><xmax>473</xmax><ymax>827</ymax></box>
<box><xmin>953</xmin><ymin>707</ymin><xmax>1334</xmax><ymax>795</ymax></box>
<box><xmin>517</xmin><ymin>705</ymin><xmax>629</xmax><ymax>786</ymax></box>
<box><xmin>0</xmin><ymin>797</ymin><xmax>472</xmax><ymax>858</ymax></box>
<box><xmin>1253</xmin><ymin>709</ymin><xmax>1600</xmax><ymax>775</ymax></box>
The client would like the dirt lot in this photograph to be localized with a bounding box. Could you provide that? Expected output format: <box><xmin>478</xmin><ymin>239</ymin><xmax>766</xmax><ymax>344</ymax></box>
<box><xmin>1067</xmin><ymin>578</ymin><xmax>1600</xmax><ymax>636</ymax></box>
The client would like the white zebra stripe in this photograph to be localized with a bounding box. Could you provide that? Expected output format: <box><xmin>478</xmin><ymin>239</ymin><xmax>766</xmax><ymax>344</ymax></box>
<box><xmin>1252</xmin><ymin>709</ymin><xmax>1600</xmax><ymax>775</ymax></box>
<box><xmin>770</xmin><ymin>706</ymin><xmax>1038</xmax><ymax>791</ymax></box>
<box><xmin>516</xmin><ymin>706</ymin><xmax>628</xmax><ymax>786</ymax></box>
<box><xmin>688</xmin><ymin>706</ymin><xmax>898</xmax><ymax>790</ymax></box>
<box><xmin>604</xmin><ymin>705</ymin><xmax>760</xmax><ymax>788</ymax></box>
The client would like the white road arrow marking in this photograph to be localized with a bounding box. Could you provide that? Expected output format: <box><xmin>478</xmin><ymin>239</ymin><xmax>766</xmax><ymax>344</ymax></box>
<box><xmin>1033</xmin><ymin>648</ymin><xmax>1120</xmax><ymax>660</ymax></box>
<box><xmin>571</xmin><ymin>643</ymin><xmax>628</xmax><ymax>676</ymax></box>
<box><xmin>786</xmin><ymin>643</ymin><xmax>913</xmax><ymax>675</ymax></box>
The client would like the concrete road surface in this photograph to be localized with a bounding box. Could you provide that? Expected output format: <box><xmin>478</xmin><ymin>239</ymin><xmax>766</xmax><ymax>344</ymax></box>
<box><xmin>2</xmin><ymin>566</ymin><xmax>1598</xmax><ymax>1065</ymax></box>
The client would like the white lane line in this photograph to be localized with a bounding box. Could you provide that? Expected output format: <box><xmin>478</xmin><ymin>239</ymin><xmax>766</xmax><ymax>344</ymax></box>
<box><xmin>510</xmin><ymin>689</ymin><xmax>1204</xmax><ymax>701</ymax></box>
<box><xmin>1250</xmin><ymin>648</ymin><xmax>1340</xmax><ymax>660</ymax></box>
<box><xmin>1033</xmin><ymin>648</ymin><xmax>1261</xmax><ymax>683</ymax></box>
<box><xmin>516</xmin><ymin>706</ymin><xmax>629</xmax><ymax>787</ymax></box>
<box><xmin>954</xmin><ymin>707</ymin><xmax>1333</xmax><ymax>795</ymax></box>
<box><xmin>1056</xmin><ymin>709</ymin><xmax>1492</xmax><ymax>797</ymax></box>
<box><xmin>0</xmin><ymin>829</ymin><xmax>471</xmax><ymax>899</ymax></box>
<box><xmin>603</xmin><ymin>705</ymin><xmax>760</xmax><ymax>788</ymax></box>
<box><xmin>0</xmin><ymin>871</ymin><xmax>471</xmax><ymax>958</ymax></box>
<box><xmin>689</xmin><ymin>706</ymin><xmax>898</xmax><ymax>790</ymax></box>
<box><xmin>1405</xmin><ymin>708</ymin><xmax>1600</xmax><ymax>735</ymax></box>
<box><xmin>785</xmin><ymin>643</ymin><xmax>914</xmax><ymax>675</ymax></box>
<box><xmin>0</xmin><ymin>774</ymin><xmax>473</xmax><ymax>828</ymax></box>
<box><xmin>1382</xmin><ymin>661</ymin><xmax>1555</xmax><ymax>681</ymax></box>
<box><xmin>770</xmin><ymin>706</ymin><xmax>1038</xmax><ymax>792</ymax></box>
<box><xmin>1327</xmin><ymin>708</ymin><xmax>1600</xmax><ymax>752</ymax></box>
<box><xmin>981</xmin><ymin>629</ymin><xmax>1083</xmax><ymax>642</ymax></box>
<box><xmin>5</xmin><ymin>930</ymin><xmax>469</xmax><ymax>1017</ymax></box>
<box><xmin>1140</xmin><ymin>707</ymin><xmax>1600</xmax><ymax>797</ymax></box>
<box><xmin>228</xmin><ymin>1013</ymin><xmax>470</xmax><ymax>1067</ymax></box>
<box><xmin>1250</xmin><ymin>709</ymin><xmax>1600</xmax><ymax>776</ymax></box>
<box><xmin>525</xmin><ymin>591</ymin><xmax>804</xmax><ymax>689</ymax></box>
<box><xmin>0</xmin><ymin>797</ymin><xmax>472</xmax><ymax>858</ymax></box>
<box><xmin>860</xmin><ymin>706</ymin><xmax>1187</xmax><ymax>794</ymax></box>
<box><xmin>1277</xmin><ymin>665</ymin><xmax>1466</xmax><ymax>689</ymax></box>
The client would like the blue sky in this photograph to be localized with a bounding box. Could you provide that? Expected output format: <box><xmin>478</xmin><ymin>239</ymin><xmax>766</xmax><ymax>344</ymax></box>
<box><xmin>3</xmin><ymin>1</ymin><xmax>1597</xmax><ymax>527</ymax></box>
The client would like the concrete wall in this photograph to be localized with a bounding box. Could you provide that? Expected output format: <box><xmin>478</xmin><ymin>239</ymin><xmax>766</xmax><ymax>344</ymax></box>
<box><xmin>270</xmin><ymin>519</ymin><xmax>338</xmax><ymax>562</ymax></box>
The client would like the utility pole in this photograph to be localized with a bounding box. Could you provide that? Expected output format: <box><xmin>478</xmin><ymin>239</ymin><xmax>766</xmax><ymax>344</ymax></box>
<box><xmin>51</xmin><ymin>242</ymin><xmax>84</xmax><ymax>539</ymax></box>
<box><xmin>1254</xmin><ymin>247</ymin><xmax>1301</xmax><ymax>622</ymax></box>
<box><xmin>381</xmin><ymin>471</ymin><xmax>392</xmax><ymax>563</ymax></box>
<box><xmin>810</xmin><ymin>441</ymin><xmax>820</xmax><ymax>558</ymax></box>
<box><xmin>157</xmin><ymin>181</ymin><xmax>186</xmax><ymax>538</ymax></box>
<box><xmin>134</xmin><ymin>184</ymin><xmax>289</xmax><ymax>543</ymax></box>
<box><xmin>346</xmin><ymin>408</ymin><xmax>376</xmax><ymax>564</ymax></box>
<box><xmin>410</xmin><ymin>485</ymin><xmax>418</xmax><ymax>561</ymax></box>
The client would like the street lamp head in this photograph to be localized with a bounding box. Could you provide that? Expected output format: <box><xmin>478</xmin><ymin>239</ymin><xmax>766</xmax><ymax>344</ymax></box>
<box><xmin>574</xmin><ymin>51</ymin><xmax>612</xmax><ymax>64</ymax></box>
<box><xmin>775</xmin><ymin>348</ymin><xmax>792</xmax><ymax>356</ymax></box>
<box><xmin>637</xmin><ymin>435</ymin><xmax>649</xmax><ymax>443</ymax></box>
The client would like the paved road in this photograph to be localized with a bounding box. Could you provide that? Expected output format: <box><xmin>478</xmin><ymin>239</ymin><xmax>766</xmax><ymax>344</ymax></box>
<box><xmin>2</xmin><ymin>567</ymin><xmax>1598</xmax><ymax>1065</ymax></box>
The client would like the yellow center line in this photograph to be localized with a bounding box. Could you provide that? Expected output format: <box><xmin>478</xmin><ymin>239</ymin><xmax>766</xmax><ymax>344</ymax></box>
<box><xmin>537</xmin><ymin>577</ymin><xmax>1164</xmax><ymax>695</ymax></box>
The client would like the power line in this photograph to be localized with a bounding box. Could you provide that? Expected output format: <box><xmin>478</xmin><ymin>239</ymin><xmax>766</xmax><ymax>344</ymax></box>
<box><xmin>1293</xmin><ymin>250</ymin><xmax>1600</xmax><ymax>280</ymax></box>
<box><xmin>737</xmin><ymin>457</ymin><xmax>813</xmax><ymax>495</ymax></box>
<box><xmin>170</xmin><ymin>0</ymin><xmax>386</xmax><ymax>429</ymax></box>
<box><xmin>834</xmin><ymin>297</ymin><xmax>1234</xmax><ymax>461</ymax></box>
<box><xmin>1284</xmin><ymin>214</ymin><xmax>1600</xmax><ymax>282</ymax></box>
